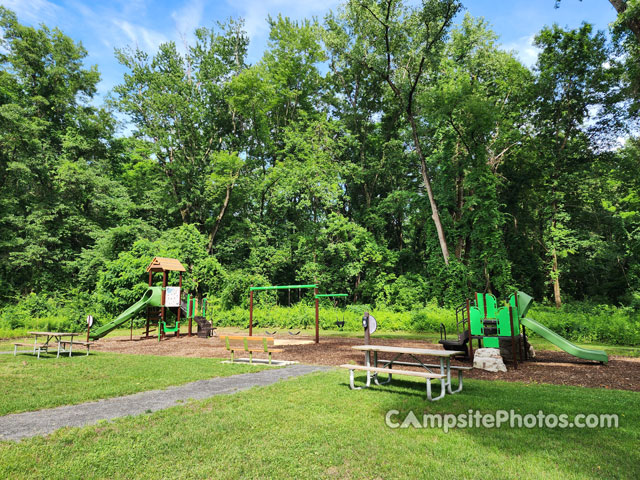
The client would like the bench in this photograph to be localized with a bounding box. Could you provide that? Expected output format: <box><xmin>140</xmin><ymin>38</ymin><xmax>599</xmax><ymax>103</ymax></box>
<box><xmin>221</xmin><ymin>336</ymin><xmax>283</xmax><ymax>365</ymax></box>
<box><xmin>376</xmin><ymin>359</ymin><xmax>473</xmax><ymax>371</ymax></box>
<box><xmin>58</xmin><ymin>340</ymin><xmax>94</xmax><ymax>356</ymax></box>
<box><xmin>13</xmin><ymin>342</ymin><xmax>51</xmax><ymax>358</ymax></box>
<box><xmin>340</xmin><ymin>364</ymin><xmax>447</xmax><ymax>401</ymax></box>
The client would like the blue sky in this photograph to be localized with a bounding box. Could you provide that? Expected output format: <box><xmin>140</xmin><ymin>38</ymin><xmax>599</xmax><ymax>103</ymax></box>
<box><xmin>1</xmin><ymin>0</ymin><xmax>619</xmax><ymax>102</ymax></box>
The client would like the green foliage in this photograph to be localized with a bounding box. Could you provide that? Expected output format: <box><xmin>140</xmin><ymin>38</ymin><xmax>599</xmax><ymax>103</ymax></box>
<box><xmin>0</xmin><ymin>290</ymin><xmax>92</xmax><ymax>338</ymax></box>
<box><xmin>1</xmin><ymin>5</ymin><xmax>639</xmax><ymax>342</ymax></box>
<box><xmin>529</xmin><ymin>303</ymin><xmax>640</xmax><ymax>346</ymax></box>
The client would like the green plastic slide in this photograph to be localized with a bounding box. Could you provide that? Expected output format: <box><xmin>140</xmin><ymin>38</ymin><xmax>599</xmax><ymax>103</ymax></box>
<box><xmin>89</xmin><ymin>287</ymin><xmax>163</xmax><ymax>340</ymax></box>
<box><xmin>520</xmin><ymin>316</ymin><xmax>608</xmax><ymax>364</ymax></box>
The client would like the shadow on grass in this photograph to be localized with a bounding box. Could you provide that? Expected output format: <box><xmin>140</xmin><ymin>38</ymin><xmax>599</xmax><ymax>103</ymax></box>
<box><xmin>361</xmin><ymin>375</ymin><xmax>639</xmax><ymax>479</ymax></box>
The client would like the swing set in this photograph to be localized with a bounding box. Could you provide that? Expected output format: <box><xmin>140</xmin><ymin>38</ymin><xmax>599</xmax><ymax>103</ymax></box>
<box><xmin>248</xmin><ymin>285</ymin><xmax>351</xmax><ymax>344</ymax></box>
<box><xmin>315</xmin><ymin>293</ymin><xmax>348</xmax><ymax>329</ymax></box>
<box><xmin>249</xmin><ymin>284</ymin><xmax>318</xmax><ymax>342</ymax></box>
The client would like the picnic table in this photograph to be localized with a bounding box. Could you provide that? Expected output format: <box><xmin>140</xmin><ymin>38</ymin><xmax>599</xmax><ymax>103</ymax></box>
<box><xmin>341</xmin><ymin>345</ymin><xmax>469</xmax><ymax>401</ymax></box>
<box><xmin>14</xmin><ymin>332</ymin><xmax>79</xmax><ymax>358</ymax></box>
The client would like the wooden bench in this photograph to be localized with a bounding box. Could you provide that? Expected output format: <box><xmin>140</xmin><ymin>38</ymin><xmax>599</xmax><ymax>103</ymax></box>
<box><xmin>221</xmin><ymin>336</ymin><xmax>283</xmax><ymax>365</ymax></box>
<box><xmin>58</xmin><ymin>340</ymin><xmax>94</xmax><ymax>356</ymax></box>
<box><xmin>13</xmin><ymin>342</ymin><xmax>51</xmax><ymax>358</ymax></box>
<box><xmin>340</xmin><ymin>364</ymin><xmax>447</xmax><ymax>401</ymax></box>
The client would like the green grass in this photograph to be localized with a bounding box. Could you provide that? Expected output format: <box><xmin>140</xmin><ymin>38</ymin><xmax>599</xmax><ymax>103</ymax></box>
<box><xmin>0</xmin><ymin>353</ymin><xmax>271</xmax><ymax>416</ymax></box>
<box><xmin>0</xmin><ymin>370</ymin><xmax>638</xmax><ymax>479</ymax></box>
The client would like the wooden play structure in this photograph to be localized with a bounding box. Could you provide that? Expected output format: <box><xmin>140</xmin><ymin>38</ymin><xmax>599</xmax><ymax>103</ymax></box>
<box><xmin>144</xmin><ymin>257</ymin><xmax>186</xmax><ymax>340</ymax></box>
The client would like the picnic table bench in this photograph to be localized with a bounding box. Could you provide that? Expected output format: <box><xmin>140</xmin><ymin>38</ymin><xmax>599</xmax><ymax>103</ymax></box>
<box><xmin>13</xmin><ymin>342</ymin><xmax>52</xmax><ymax>358</ymax></box>
<box><xmin>341</xmin><ymin>345</ymin><xmax>469</xmax><ymax>401</ymax></box>
<box><xmin>221</xmin><ymin>335</ymin><xmax>283</xmax><ymax>365</ymax></box>
<box><xmin>57</xmin><ymin>340</ymin><xmax>94</xmax><ymax>356</ymax></box>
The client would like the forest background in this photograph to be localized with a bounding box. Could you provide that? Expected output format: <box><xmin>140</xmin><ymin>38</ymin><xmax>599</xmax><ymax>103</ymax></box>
<box><xmin>1</xmin><ymin>1</ymin><xmax>639</xmax><ymax>345</ymax></box>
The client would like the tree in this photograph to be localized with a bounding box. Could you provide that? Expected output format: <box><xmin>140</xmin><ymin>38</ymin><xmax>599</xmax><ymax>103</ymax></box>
<box><xmin>113</xmin><ymin>21</ymin><xmax>248</xmax><ymax>252</ymax></box>
<box><xmin>531</xmin><ymin>23</ymin><xmax>624</xmax><ymax>307</ymax></box>
<box><xmin>0</xmin><ymin>7</ymin><xmax>129</xmax><ymax>298</ymax></box>
<box><xmin>326</xmin><ymin>0</ymin><xmax>462</xmax><ymax>265</ymax></box>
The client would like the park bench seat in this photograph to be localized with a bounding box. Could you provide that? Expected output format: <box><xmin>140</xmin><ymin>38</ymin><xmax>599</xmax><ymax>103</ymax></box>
<box><xmin>57</xmin><ymin>340</ymin><xmax>94</xmax><ymax>356</ymax></box>
<box><xmin>340</xmin><ymin>364</ymin><xmax>449</xmax><ymax>401</ymax></box>
<box><xmin>340</xmin><ymin>364</ymin><xmax>446</xmax><ymax>379</ymax></box>
<box><xmin>13</xmin><ymin>342</ymin><xmax>51</xmax><ymax>358</ymax></box>
<box><xmin>375</xmin><ymin>359</ymin><xmax>473</xmax><ymax>371</ymax></box>
<box><xmin>222</xmin><ymin>335</ymin><xmax>283</xmax><ymax>365</ymax></box>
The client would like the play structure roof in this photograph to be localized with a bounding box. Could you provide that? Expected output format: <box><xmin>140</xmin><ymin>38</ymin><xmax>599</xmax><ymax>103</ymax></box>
<box><xmin>146</xmin><ymin>257</ymin><xmax>186</xmax><ymax>273</ymax></box>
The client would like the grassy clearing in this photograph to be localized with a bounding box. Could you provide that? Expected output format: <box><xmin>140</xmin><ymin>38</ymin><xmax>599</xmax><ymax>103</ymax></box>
<box><xmin>0</xmin><ymin>353</ymin><xmax>270</xmax><ymax>416</ymax></box>
<box><xmin>0</xmin><ymin>370</ymin><xmax>637</xmax><ymax>479</ymax></box>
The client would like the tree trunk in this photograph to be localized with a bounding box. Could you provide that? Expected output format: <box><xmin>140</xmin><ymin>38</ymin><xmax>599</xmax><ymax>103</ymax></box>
<box><xmin>407</xmin><ymin>115</ymin><xmax>450</xmax><ymax>265</ymax></box>
<box><xmin>609</xmin><ymin>0</ymin><xmax>640</xmax><ymax>42</ymax></box>
<box><xmin>207</xmin><ymin>184</ymin><xmax>233</xmax><ymax>254</ymax></box>
<box><xmin>552</xmin><ymin>249</ymin><xmax>562</xmax><ymax>308</ymax></box>
<box><xmin>551</xmin><ymin>199</ymin><xmax>562</xmax><ymax>308</ymax></box>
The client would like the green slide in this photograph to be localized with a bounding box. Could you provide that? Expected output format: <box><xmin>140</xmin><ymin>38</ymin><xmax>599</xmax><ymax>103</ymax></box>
<box><xmin>89</xmin><ymin>287</ymin><xmax>163</xmax><ymax>340</ymax></box>
<box><xmin>521</xmin><ymin>316</ymin><xmax>608</xmax><ymax>364</ymax></box>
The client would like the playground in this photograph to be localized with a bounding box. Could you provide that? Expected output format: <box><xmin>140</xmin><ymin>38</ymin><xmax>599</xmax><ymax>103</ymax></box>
<box><xmin>83</xmin><ymin>332</ymin><xmax>639</xmax><ymax>391</ymax></box>
<box><xmin>2</xmin><ymin>257</ymin><xmax>640</xmax><ymax>479</ymax></box>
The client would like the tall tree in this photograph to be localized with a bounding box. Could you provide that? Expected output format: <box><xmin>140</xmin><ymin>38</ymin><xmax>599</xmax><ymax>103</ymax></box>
<box><xmin>0</xmin><ymin>7</ymin><xmax>129</xmax><ymax>298</ymax></box>
<box><xmin>326</xmin><ymin>0</ymin><xmax>462</xmax><ymax>265</ymax></box>
<box><xmin>113</xmin><ymin>21</ymin><xmax>248</xmax><ymax>252</ymax></box>
<box><xmin>531</xmin><ymin>23</ymin><xmax>623</xmax><ymax>307</ymax></box>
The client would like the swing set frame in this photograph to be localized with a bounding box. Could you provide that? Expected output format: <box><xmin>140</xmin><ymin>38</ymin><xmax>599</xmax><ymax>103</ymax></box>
<box><xmin>249</xmin><ymin>284</ymin><xmax>319</xmax><ymax>343</ymax></box>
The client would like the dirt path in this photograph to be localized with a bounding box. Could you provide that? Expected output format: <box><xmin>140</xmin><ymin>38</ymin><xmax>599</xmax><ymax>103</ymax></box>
<box><xmin>0</xmin><ymin>364</ymin><xmax>327</xmax><ymax>441</ymax></box>
<box><xmin>92</xmin><ymin>333</ymin><xmax>640</xmax><ymax>392</ymax></box>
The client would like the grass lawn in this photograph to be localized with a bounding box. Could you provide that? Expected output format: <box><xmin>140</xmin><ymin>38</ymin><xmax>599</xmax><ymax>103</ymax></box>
<box><xmin>0</xmin><ymin>370</ymin><xmax>638</xmax><ymax>479</ymax></box>
<box><xmin>0</xmin><ymin>353</ymin><xmax>270</xmax><ymax>416</ymax></box>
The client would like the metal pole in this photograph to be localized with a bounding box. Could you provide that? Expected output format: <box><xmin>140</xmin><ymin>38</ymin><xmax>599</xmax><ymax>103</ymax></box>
<box><xmin>466</xmin><ymin>299</ymin><xmax>473</xmax><ymax>359</ymax></box>
<box><xmin>509</xmin><ymin>305</ymin><xmax>517</xmax><ymax>369</ymax></box>
<box><xmin>314</xmin><ymin>287</ymin><xmax>319</xmax><ymax>344</ymax></box>
<box><xmin>249</xmin><ymin>287</ymin><xmax>254</xmax><ymax>337</ymax></box>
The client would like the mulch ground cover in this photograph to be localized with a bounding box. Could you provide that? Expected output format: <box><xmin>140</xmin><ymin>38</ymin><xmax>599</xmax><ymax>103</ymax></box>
<box><xmin>91</xmin><ymin>332</ymin><xmax>640</xmax><ymax>392</ymax></box>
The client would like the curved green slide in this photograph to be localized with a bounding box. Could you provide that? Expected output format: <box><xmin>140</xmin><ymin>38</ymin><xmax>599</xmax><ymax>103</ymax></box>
<box><xmin>521</xmin><ymin>316</ymin><xmax>608</xmax><ymax>364</ymax></box>
<box><xmin>89</xmin><ymin>287</ymin><xmax>163</xmax><ymax>340</ymax></box>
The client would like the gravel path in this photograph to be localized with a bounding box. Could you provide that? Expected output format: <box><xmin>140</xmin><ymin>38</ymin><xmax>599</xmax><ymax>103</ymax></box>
<box><xmin>0</xmin><ymin>364</ymin><xmax>329</xmax><ymax>441</ymax></box>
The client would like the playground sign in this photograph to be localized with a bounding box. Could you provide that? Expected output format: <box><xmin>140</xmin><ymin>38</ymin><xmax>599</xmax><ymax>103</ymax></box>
<box><xmin>165</xmin><ymin>287</ymin><xmax>181</xmax><ymax>307</ymax></box>
<box><xmin>86</xmin><ymin>315</ymin><xmax>93</xmax><ymax>327</ymax></box>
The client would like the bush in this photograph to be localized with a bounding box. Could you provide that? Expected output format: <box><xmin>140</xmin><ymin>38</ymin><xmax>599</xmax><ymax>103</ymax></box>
<box><xmin>0</xmin><ymin>290</ymin><xmax>93</xmax><ymax>338</ymax></box>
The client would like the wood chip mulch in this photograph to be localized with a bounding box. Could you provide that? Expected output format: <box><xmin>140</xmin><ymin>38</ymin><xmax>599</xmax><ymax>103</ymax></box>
<box><xmin>91</xmin><ymin>333</ymin><xmax>640</xmax><ymax>392</ymax></box>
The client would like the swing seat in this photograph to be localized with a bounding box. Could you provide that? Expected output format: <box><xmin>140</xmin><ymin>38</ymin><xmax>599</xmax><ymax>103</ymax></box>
<box><xmin>265</xmin><ymin>330</ymin><xmax>277</xmax><ymax>335</ymax></box>
<box><xmin>158</xmin><ymin>321</ymin><xmax>180</xmax><ymax>341</ymax></box>
<box><xmin>288</xmin><ymin>330</ymin><xmax>300</xmax><ymax>336</ymax></box>
<box><xmin>335</xmin><ymin>320</ymin><xmax>345</xmax><ymax>329</ymax></box>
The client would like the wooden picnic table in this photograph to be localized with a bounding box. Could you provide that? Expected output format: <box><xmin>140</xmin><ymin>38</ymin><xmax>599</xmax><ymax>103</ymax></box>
<box><xmin>26</xmin><ymin>332</ymin><xmax>79</xmax><ymax>358</ymax></box>
<box><xmin>341</xmin><ymin>345</ymin><xmax>469</xmax><ymax>401</ymax></box>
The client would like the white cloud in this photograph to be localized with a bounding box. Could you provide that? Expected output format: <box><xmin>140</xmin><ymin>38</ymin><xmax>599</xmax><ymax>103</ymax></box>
<box><xmin>172</xmin><ymin>0</ymin><xmax>204</xmax><ymax>37</ymax></box>
<box><xmin>1</xmin><ymin>0</ymin><xmax>61</xmax><ymax>23</ymax></box>
<box><xmin>229</xmin><ymin>0</ymin><xmax>341</xmax><ymax>51</ymax></box>
<box><xmin>113</xmin><ymin>19</ymin><xmax>167</xmax><ymax>52</ymax></box>
<box><xmin>502</xmin><ymin>34</ymin><xmax>540</xmax><ymax>68</ymax></box>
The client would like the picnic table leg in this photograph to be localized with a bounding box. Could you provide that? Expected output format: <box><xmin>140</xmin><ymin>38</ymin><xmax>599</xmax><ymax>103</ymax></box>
<box><xmin>33</xmin><ymin>336</ymin><xmax>38</xmax><ymax>355</ymax></box>
<box><xmin>56</xmin><ymin>337</ymin><xmax>62</xmax><ymax>358</ymax></box>
<box><xmin>446</xmin><ymin>358</ymin><xmax>464</xmax><ymax>394</ymax></box>
<box><xmin>426</xmin><ymin>378</ymin><xmax>446</xmax><ymax>402</ymax></box>
<box><xmin>69</xmin><ymin>339</ymin><xmax>73</xmax><ymax>357</ymax></box>
<box><xmin>439</xmin><ymin>358</ymin><xmax>452</xmax><ymax>393</ymax></box>
<box><xmin>373</xmin><ymin>351</ymin><xmax>393</xmax><ymax>386</ymax></box>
